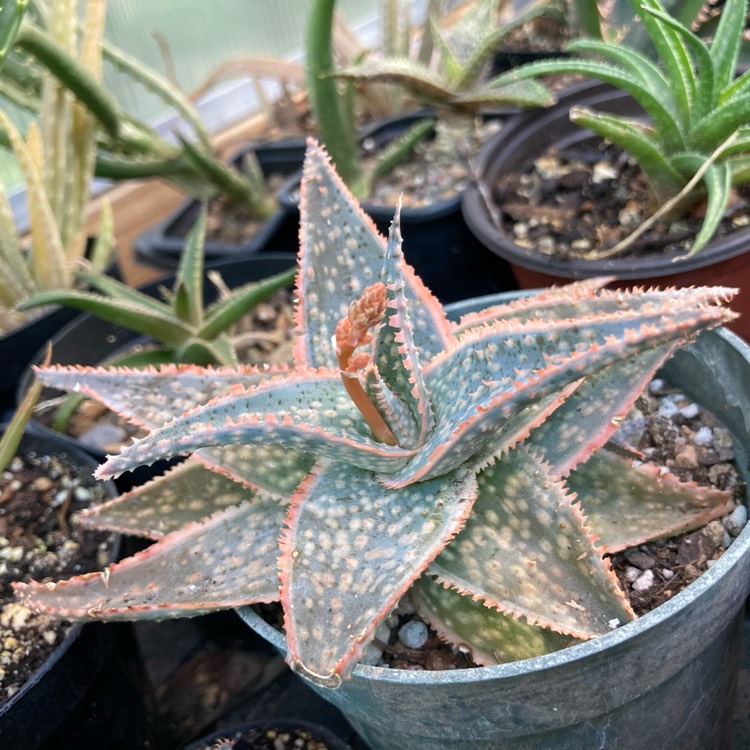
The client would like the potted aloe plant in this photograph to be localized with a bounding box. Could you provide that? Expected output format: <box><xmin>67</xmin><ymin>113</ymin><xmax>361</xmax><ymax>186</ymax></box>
<box><xmin>461</xmin><ymin>0</ymin><xmax>750</xmax><ymax>340</ymax></box>
<box><xmin>11</xmin><ymin>141</ymin><xmax>750</xmax><ymax>749</ymax></box>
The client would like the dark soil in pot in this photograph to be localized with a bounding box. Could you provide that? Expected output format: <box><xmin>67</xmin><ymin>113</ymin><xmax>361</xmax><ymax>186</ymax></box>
<box><xmin>0</xmin><ymin>427</ymin><xmax>119</xmax><ymax>744</ymax></box>
<box><xmin>186</xmin><ymin>719</ymin><xmax>350</xmax><ymax>750</ymax></box>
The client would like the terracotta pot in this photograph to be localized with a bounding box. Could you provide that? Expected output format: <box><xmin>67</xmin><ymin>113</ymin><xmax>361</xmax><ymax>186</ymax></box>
<box><xmin>461</xmin><ymin>81</ymin><xmax>750</xmax><ymax>342</ymax></box>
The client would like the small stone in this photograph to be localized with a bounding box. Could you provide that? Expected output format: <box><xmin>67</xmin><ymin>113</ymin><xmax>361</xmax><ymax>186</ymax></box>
<box><xmin>649</xmin><ymin>378</ymin><xmax>666</xmax><ymax>395</ymax></box>
<box><xmin>723</xmin><ymin>531</ymin><xmax>733</xmax><ymax>549</ymax></box>
<box><xmin>674</xmin><ymin>444</ymin><xmax>699</xmax><ymax>469</ymax></box>
<box><xmin>624</xmin><ymin>566</ymin><xmax>641</xmax><ymax>582</ymax></box>
<box><xmin>625</xmin><ymin>549</ymin><xmax>656</xmax><ymax>569</ymax></box>
<box><xmin>694</xmin><ymin>426</ymin><xmax>714</xmax><ymax>446</ymax></box>
<box><xmin>713</xmin><ymin>428</ymin><xmax>735</xmax><ymax>461</ymax></box>
<box><xmin>661</xmin><ymin>569</ymin><xmax>674</xmax><ymax>580</ymax></box>
<box><xmin>592</xmin><ymin>161</ymin><xmax>618</xmax><ymax>183</ymax></box>
<box><xmin>723</xmin><ymin>504</ymin><xmax>748</xmax><ymax>537</ymax></box>
<box><xmin>657</xmin><ymin>398</ymin><xmax>680</xmax><ymax>419</ymax></box>
<box><xmin>678</xmin><ymin>402</ymin><xmax>700</xmax><ymax>419</ymax></box>
<box><xmin>632</xmin><ymin>569</ymin><xmax>655</xmax><ymax>592</ymax></box>
<box><xmin>607</xmin><ymin>619</ymin><xmax>621</xmax><ymax>630</ymax></box>
<box><xmin>398</xmin><ymin>620</ymin><xmax>429</xmax><ymax>649</ymax></box>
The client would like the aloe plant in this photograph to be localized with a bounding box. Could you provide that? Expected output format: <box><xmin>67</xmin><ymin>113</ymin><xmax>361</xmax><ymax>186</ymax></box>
<box><xmin>506</xmin><ymin>0</ymin><xmax>750</xmax><ymax>257</ymax></box>
<box><xmin>0</xmin><ymin>0</ymin><xmax>114</xmax><ymax>334</ymax></box>
<box><xmin>306</xmin><ymin>0</ymin><xmax>553</xmax><ymax>196</ymax></box>
<box><xmin>15</xmin><ymin>141</ymin><xmax>737</xmax><ymax>688</ymax></box>
<box><xmin>0</xmin><ymin>0</ymin><xmax>277</xmax><ymax>217</ymax></box>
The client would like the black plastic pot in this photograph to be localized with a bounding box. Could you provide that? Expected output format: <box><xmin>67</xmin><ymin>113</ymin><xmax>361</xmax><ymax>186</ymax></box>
<box><xmin>461</xmin><ymin>80</ymin><xmax>750</xmax><ymax>341</ymax></box>
<box><xmin>279</xmin><ymin>111</ymin><xmax>519</xmax><ymax>304</ymax></box>
<box><xmin>184</xmin><ymin>719</ymin><xmax>351</xmax><ymax>750</ymax></box>
<box><xmin>237</xmin><ymin>291</ymin><xmax>750</xmax><ymax>750</ymax></box>
<box><xmin>0</xmin><ymin>424</ymin><xmax>122</xmax><ymax>747</ymax></box>
<box><xmin>133</xmin><ymin>141</ymin><xmax>305</xmax><ymax>270</ymax></box>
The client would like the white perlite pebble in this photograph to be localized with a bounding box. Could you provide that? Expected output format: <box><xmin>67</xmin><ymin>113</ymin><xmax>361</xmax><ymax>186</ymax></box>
<box><xmin>679</xmin><ymin>402</ymin><xmax>700</xmax><ymax>419</ymax></box>
<box><xmin>649</xmin><ymin>378</ymin><xmax>666</xmax><ymax>394</ymax></box>
<box><xmin>624</xmin><ymin>566</ymin><xmax>642</xmax><ymax>582</ymax></box>
<box><xmin>398</xmin><ymin>620</ymin><xmax>429</xmax><ymax>649</ymax></box>
<box><xmin>662</xmin><ymin>569</ymin><xmax>674</xmax><ymax>580</ymax></box>
<box><xmin>724</xmin><ymin>504</ymin><xmax>748</xmax><ymax>537</ymax></box>
<box><xmin>657</xmin><ymin>398</ymin><xmax>680</xmax><ymax>419</ymax></box>
<box><xmin>694</xmin><ymin>426</ymin><xmax>714</xmax><ymax>446</ymax></box>
<box><xmin>632</xmin><ymin>569</ymin><xmax>655</xmax><ymax>592</ymax></box>
<box><xmin>607</xmin><ymin>618</ymin><xmax>621</xmax><ymax>630</ymax></box>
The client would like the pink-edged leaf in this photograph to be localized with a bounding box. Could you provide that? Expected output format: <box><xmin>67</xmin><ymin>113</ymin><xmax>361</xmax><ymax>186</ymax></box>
<box><xmin>429</xmin><ymin>447</ymin><xmax>634</xmax><ymax>639</ymax></box>
<box><xmin>451</xmin><ymin>281</ymin><xmax>728</xmax><ymax>334</ymax></box>
<box><xmin>75</xmin><ymin>461</ymin><xmax>259</xmax><ymax>539</ymax></box>
<box><xmin>279</xmin><ymin>460</ymin><xmax>478</xmax><ymax>687</ymax></box>
<box><xmin>527</xmin><ymin>343</ymin><xmax>678</xmax><ymax>476</ymax></box>
<box><xmin>98</xmin><ymin>368</ymin><xmax>416</xmax><ymax>480</ymax></box>
<box><xmin>567</xmin><ymin>450</ymin><xmax>736</xmax><ymax>553</ymax></box>
<box><xmin>412</xmin><ymin>576</ymin><xmax>576</xmax><ymax>666</ymax></box>
<box><xmin>293</xmin><ymin>140</ymin><xmax>450</xmax><ymax>370</ymax></box>
<box><xmin>387</xmin><ymin>288</ymin><xmax>736</xmax><ymax>486</ymax></box>
<box><xmin>451</xmin><ymin>277</ymin><xmax>615</xmax><ymax>334</ymax></box>
<box><xmin>15</xmin><ymin>500</ymin><xmax>284</xmax><ymax>620</ymax></box>
<box><xmin>33</xmin><ymin>363</ymin><xmax>286</xmax><ymax>431</ymax></box>
<box><xmin>369</xmin><ymin>206</ymin><xmax>434</xmax><ymax>448</ymax></box>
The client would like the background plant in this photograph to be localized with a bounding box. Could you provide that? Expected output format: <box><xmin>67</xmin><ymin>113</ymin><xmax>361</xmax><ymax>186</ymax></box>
<box><xmin>1</xmin><ymin>0</ymin><xmax>277</xmax><ymax>218</ymax></box>
<box><xmin>0</xmin><ymin>0</ymin><xmax>114</xmax><ymax>334</ymax></box>
<box><xmin>15</xmin><ymin>141</ymin><xmax>736</xmax><ymax>687</ymax></box>
<box><xmin>306</xmin><ymin>0</ymin><xmax>551</xmax><ymax>197</ymax></box>
<box><xmin>507</xmin><ymin>0</ymin><xmax>750</xmax><ymax>257</ymax></box>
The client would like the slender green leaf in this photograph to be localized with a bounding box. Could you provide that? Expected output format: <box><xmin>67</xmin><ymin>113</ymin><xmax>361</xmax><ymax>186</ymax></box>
<box><xmin>689</xmin><ymin>95</ymin><xmax>750</xmax><ymax>153</ymax></box>
<box><xmin>710</xmin><ymin>0</ymin><xmax>748</xmax><ymax>92</ymax></box>
<box><xmin>174</xmin><ymin>207</ymin><xmax>206</xmax><ymax>329</ymax></box>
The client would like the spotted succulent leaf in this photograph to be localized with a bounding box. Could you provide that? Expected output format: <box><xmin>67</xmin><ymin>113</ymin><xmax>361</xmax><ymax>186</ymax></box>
<box><xmin>15</xmin><ymin>500</ymin><xmax>284</xmax><ymax>619</ymax></box>
<box><xmin>98</xmin><ymin>368</ymin><xmax>416</xmax><ymax>479</ymax></box>
<box><xmin>429</xmin><ymin>447</ymin><xmax>634</xmax><ymax>639</ymax></box>
<box><xmin>370</xmin><ymin>207</ymin><xmax>434</xmax><ymax>447</ymax></box>
<box><xmin>293</xmin><ymin>140</ymin><xmax>449</xmax><ymax>370</ymax></box>
<box><xmin>526</xmin><ymin>344</ymin><xmax>678</xmax><ymax>476</ymax></box>
<box><xmin>74</xmin><ymin>461</ymin><xmax>259</xmax><ymax>539</ymax></box>
<box><xmin>568</xmin><ymin>450</ymin><xmax>735</xmax><ymax>552</ymax></box>
<box><xmin>279</xmin><ymin>460</ymin><xmax>478</xmax><ymax>687</ymax></box>
<box><xmin>412</xmin><ymin>576</ymin><xmax>577</xmax><ymax>666</ymax></box>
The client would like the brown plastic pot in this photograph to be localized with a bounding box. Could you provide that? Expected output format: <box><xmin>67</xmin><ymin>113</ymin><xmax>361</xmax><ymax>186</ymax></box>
<box><xmin>461</xmin><ymin>81</ymin><xmax>750</xmax><ymax>342</ymax></box>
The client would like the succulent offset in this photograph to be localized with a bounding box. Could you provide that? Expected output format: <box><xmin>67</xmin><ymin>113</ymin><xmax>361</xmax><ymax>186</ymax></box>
<box><xmin>15</xmin><ymin>141</ymin><xmax>738</xmax><ymax>688</ymax></box>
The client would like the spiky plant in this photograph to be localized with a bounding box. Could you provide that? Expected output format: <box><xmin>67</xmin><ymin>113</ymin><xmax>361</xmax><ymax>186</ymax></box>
<box><xmin>1</xmin><ymin>0</ymin><xmax>276</xmax><ymax>217</ymax></box>
<box><xmin>506</xmin><ymin>0</ymin><xmax>750</xmax><ymax>257</ymax></box>
<box><xmin>15</xmin><ymin>141</ymin><xmax>738</xmax><ymax>688</ymax></box>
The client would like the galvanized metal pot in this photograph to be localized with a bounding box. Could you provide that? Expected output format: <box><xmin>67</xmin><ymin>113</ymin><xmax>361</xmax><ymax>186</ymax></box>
<box><xmin>239</xmin><ymin>294</ymin><xmax>750</xmax><ymax>750</ymax></box>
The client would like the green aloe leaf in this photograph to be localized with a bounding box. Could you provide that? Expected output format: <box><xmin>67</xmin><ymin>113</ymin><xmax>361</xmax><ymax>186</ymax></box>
<box><xmin>279</xmin><ymin>461</ymin><xmax>478</xmax><ymax>686</ymax></box>
<box><xmin>688</xmin><ymin>95</ymin><xmax>750</xmax><ymax>153</ymax></box>
<box><xmin>568</xmin><ymin>450</ymin><xmax>735</xmax><ymax>552</ymax></box>
<box><xmin>15</xmin><ymin>501</ymin><xmax>283</xmax><ymax>620</ymax></box>
<box><xmin>75</xmin><ymin>460</ymin><xmax>261</xmax><ymax>539</ymax></box>
<box><xmin>429</xmin><ymin>447</ymin><xmax>633</xmax><ymax>639</ymax></box>
<box><xmin>710</xmin><ymin>0</ymin><xmax>748</xmax><ymax>92</ymax></box>
<box><xmin>173</xmin><ymin>208</ymin><xmax>206</xmax><ymax>329</ymax></box>
<box><xmin>413</xmin><ymin>576</ymin><xmax>575</xmax><ymax>666</ymax></box>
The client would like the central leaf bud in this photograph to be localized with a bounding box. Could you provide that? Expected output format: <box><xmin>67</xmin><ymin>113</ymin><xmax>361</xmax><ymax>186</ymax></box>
<box><xmin>334</xmin><ymin>282</ymin><xmax>397</xmax><ymax>446</ymax></box>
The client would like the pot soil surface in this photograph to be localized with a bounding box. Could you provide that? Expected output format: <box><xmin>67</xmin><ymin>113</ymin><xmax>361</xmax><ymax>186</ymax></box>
<box><xmin>259</xmin><ymin>374</ymin><xmax>747</xmax><ymax>673</ymax></box>
<box><xmin>492</xmin><ymin>139</ymin><xmax>750</xmax><ymax>261</ymax></box>
<box><xmin>0</xmin><ymin>446</ymin><xmax>114</xmax><ymax>702</ymax></box>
